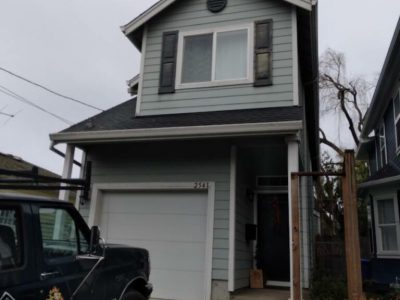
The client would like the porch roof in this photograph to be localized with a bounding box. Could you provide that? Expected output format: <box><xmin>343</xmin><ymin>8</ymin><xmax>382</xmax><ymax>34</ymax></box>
<box><xmin>50</xmin><ymin>97</ymin><xmax>303</xmax><ymax>144</ymax></box>
<box><xmin>358</xmin><ymin>163</ymin><xmax>400</xmax><ymax>189</ymax></box>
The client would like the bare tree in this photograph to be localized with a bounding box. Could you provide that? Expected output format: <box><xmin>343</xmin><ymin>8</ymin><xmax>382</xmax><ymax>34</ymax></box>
<box><xmin>316</xmin><ymin>49</ymin><xmax>373</xmax><ymax>236</ymax></box>
<box><xmin>319</xmin><ymin>48</ymin><xmax>373</xmax><ymax>153</ymax></box>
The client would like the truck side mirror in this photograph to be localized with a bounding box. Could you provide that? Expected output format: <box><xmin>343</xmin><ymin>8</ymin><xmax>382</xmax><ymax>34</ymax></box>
<box><xmin>89</xmin><ymin>226</ymin><xmax>100</xmax><ymax>253</ymax></box>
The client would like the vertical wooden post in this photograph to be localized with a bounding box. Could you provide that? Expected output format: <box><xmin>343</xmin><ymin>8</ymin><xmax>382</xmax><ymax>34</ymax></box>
<box><xmin>291</xmin><ymin>174</ymin><xmax>301</xmax><ymax>300</ymax></box>
<box><xmin>342</xmin><ymin>150</ymin><xmax>364</xmax><ymax>300</ymax></box>
<box><xmin>59</xmin><ymin>144</ymin><xmax>75</xmax><ymax>201</ymax></box>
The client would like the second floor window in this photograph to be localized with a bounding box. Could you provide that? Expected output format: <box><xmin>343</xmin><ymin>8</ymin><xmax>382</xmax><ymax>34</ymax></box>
<box><xmin>379</xmin><ymin>123</ymin><xmax>387</xmax><ymax>166</ymax></box>
<box><xmin>394</xmin><ymin>92</ymin><xmax>400</xmax><ymax>152</ymax></box>
<box><xmin>177</xmin><ymin>26</ymin><xmax>252</xmax><ymax>88</ymax></box>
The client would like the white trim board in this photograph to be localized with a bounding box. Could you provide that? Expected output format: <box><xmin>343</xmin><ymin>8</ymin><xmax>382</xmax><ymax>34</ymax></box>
<box><xmin>50</xmin><ymin>120</ymin><xmax>303</xmax><ymax>144</ymax></box>
<box><xmin>135</xmin><ymin>25</ymin><xmax>147</xmax><ymax>116</ymax></box>
<box><xmin>291</xmin><ymin>6</ymin><xmax>300</xmax><ymax>106</ymax></box>
<box><xmin>88</xmin><ymin>181</ymin><xmax>215</xmax><ymax>300</ymax></box>
<box><xmin>228</xmin><ymin>146</ymin><xmax>237</xmax><ymax>292</ymax></box>
<box><xmin>120</xmin><ymin>0</ymin><xmax>313</xmax><ymax>38</ymax></box>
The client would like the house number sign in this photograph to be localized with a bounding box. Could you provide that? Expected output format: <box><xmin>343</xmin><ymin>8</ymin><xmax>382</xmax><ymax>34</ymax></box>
<box><xmin>207</xmin><ymin>0</ymin><xmax>227</xmax><ymax>13</ymax></box>
<box><xmin>194</xmin><ymin>182</ymin><xmax>209</xmax><ymax>189</ymax></box>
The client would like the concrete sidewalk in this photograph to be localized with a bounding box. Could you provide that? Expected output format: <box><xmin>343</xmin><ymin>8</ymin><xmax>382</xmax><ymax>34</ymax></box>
<box><xmin>231</xmin><ymin>288</ymin><xmax>291</xmax><ymax>300</ymax></box>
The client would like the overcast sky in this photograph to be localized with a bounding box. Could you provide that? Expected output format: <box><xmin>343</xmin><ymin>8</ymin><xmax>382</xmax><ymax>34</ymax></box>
<box><xmin>0</xmin><ymin>0</ymin><xmax>399</xmax><ymax>175</ymax></box>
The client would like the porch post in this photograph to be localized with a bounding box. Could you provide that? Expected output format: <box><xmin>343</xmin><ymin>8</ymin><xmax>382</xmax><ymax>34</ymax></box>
<box><xmin>286</xmin><ymin>135</ymin><xmax>299</xmax><ymax>300</ymax></box>
<box><xmin>59</xmin><ymin>144</ymin><xmax>75</xmax><ymax>201</ymax></box>
<box><xmin>74</xmin><ymin>150</ymin><xmax>86</xmax><ymax>209</ymax></box>
<box><xmin>342</xmin><ymin>150</ymin><xmax>364</xmax><ymax>300</ymax></box>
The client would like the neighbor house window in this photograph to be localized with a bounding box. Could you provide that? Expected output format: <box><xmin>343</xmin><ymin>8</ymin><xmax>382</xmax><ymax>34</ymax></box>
<box><xmin>374</xmin><ymin>196</ymin><xmax>400</xmax><ymax>255</ymax></box>
<box><xmin>394</xmin><ymin>92</ymin><xmax>400</xmax><ymax>152</ymax></box>
<box><xmin>379</xmin><ymin>123</ymin><xmax>387</xmax><ymax>166</ymax></box>
<box><xmin>177</xmin><ymin>25</ymin><xmax>252</xmax><ymax>88</ymax></box>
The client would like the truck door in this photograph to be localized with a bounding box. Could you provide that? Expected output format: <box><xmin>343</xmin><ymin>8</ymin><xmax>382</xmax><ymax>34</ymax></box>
<box><xmin>0</xmin><ymin>202</ymin><xmax>37</xmax><ymax>300</ymax></box>
<box><xmin>33</xmin><ymin>205</ymin><xmax>94</xmax><ymax>300</ymax></box>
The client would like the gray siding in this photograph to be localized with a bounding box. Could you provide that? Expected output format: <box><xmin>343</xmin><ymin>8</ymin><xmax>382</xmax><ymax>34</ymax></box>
<box><xmin>140</xmin><ymin>0</ymin><xmax>294</xmax><ymax>116</ymax></box>
<box><xmin>82</xmin><ymin>141</ymin><xmax>231</xmax><ymax>281</ymax></box>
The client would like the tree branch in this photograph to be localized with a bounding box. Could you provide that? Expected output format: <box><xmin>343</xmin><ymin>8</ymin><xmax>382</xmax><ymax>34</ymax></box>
<box><xmin>319</xmin><ymin>128</ymin><xmax>345</xmax><ymax>157</ymax></box>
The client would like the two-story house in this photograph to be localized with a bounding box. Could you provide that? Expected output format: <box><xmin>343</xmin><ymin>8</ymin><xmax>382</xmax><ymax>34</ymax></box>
<box><xmin>50</xmin><ymin>0</ymin><xmax>319</xmax><ymax>299</ymax></box>
<box><xmin>357</xmin><ymin>18</ymin><xmax>400</xmax><ymax>288</ymax></box>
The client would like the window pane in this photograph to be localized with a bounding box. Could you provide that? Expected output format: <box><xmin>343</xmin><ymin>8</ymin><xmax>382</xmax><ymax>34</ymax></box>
<box><xmin>215</xmin><ymin>29</ymin><xmax>248</xmax><ymax>80</ymax></box>
<box><xmin>182</xmin><ymin>34</ymin><xmax>212</xmax><ymax>83</ymax></box>
<box><xmin>394</xmin><ymin>93</ymin><xmax>400</xmax><ymax>118</ymax></box>
<box><xmin>381</xmin><ymin>226</ymin><xmax>398</xmax><ymax>251</ymax></box>
<box><xmin>396</xmin><ymin>119</ymin><xmax>400</xmax><ymax>148</ymax></box>
<box><xmin>377</xmin><ymin>199</ymin><xmax>395</xmax><ymax>224</ymax></box>
<box><xmin>40</xmin><ymin>208</ymin><xmax>79</xmax><ymax>259</ymax></box>
<box><xmin>0</xmin><ymin>207</ymin><xmax>23</xmax><ymax>270</ymax></box>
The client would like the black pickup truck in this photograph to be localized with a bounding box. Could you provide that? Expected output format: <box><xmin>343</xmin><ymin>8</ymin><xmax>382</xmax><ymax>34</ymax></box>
<box><xmin>0</xmin><ymin>196</ymin><xmax>152</xmax><ymax>300</ymax></box>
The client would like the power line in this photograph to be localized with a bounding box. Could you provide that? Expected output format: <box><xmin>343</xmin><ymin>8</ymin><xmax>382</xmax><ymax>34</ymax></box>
<box><xmin>0</xmin><ymin>111</ymin><xmax>14</xmax><ymax>118</ymax></box>
<box><xmin>0</xmin><ymin>85</ymin><xmax>72</xmax><ymax>125</ymax></box>
<box><xmin>0</xmin><ymin>66</ymin><xmax>104</xmax><ymax>112</ymax></box>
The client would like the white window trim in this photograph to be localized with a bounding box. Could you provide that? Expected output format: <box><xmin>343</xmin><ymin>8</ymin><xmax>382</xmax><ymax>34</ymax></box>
<box><xmin>175</xmin><ymin>24</ymin><xmax>254</xmax><ymax>89</ymax></box>
<box><xmin>378</xmin><ymin>123</ymin><xmax>387</xmax><ymax>167</ymax></box>
<box><xmin>373</xmin><ymin>194</ymin><xmax>400</xmax><ymax>257</ymax></box>
<box><xmin>393</xmin><ymin>92</ymin><xmax>400</xmax><ymax>154</ymax></box>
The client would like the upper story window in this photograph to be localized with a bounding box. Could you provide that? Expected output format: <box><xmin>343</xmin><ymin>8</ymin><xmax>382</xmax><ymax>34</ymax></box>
<box><xmin>374</xmin><ymin>195</ymin><xmax>400</xmax><ymax>256</ymax></box>
<box><xmin>176</xmin><ymin>26</ymin><xmax>253</xmax><ymax>88</ymax></box>
<box><xmin>379</xmin><ymin>123</ymin><xmax>387</xmax><ymax>166</ymax></box>
<box><xmin>158</xmin><ymin>20</ymin><xmax>272</xmax><ymax>94</ymax></box>
<box><xmin>394</xmin><ymin>92</ymin><xmax>400</xmax><ymax>152</ymax></box>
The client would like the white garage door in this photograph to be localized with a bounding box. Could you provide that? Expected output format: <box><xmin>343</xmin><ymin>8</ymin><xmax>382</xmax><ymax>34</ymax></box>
<box><xmin>98</xmin><ymin>190</ymin><xmax>208</xmax><ymax>300</ymax></box>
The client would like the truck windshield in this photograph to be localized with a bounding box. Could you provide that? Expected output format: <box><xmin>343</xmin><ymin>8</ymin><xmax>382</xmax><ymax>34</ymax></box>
<box><xmin>39</xmin><ymin>208</ymin><xmax>89</xmax><ymax>260</ymax></box>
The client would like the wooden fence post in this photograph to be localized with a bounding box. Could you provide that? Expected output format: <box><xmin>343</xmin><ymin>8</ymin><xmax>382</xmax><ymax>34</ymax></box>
<box><xmin>291</xmin><ymin>174</ymin><xmax>301</xmax><ymax>300</ymax></box>
<box><xmin>342</xmin><ymin>150</ymin><xmax>364</xmax><ymax>300</ymax></box>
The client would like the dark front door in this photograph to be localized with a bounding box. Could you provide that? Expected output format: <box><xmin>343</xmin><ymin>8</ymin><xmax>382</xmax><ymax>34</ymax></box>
<box><xmin>256</xmin><ymin>193</ymin><xmax>290</xmax><ymax>284</ymax></box>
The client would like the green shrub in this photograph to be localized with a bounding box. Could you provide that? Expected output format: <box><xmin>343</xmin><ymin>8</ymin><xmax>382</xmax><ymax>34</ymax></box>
<box><xmin>309</xmin><ymin>269</ymin><xmax>347</xmax><ymax>300</ymax></box>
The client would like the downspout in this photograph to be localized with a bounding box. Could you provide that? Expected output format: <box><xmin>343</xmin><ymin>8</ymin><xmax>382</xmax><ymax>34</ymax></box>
<box><xmin>50</xmin><ymin>141</ymin><xmax>82</xmax><ymax>167</ymax></box>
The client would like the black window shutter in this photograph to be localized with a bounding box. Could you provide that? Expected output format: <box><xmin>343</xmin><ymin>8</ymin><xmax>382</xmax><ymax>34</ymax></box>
<box><xmin>254</xmin><ymin>19</ymin><xmax>273</xmax><ymax>87</ymax></box>
<box><xmin>159</xmin><ymin>31</ymin><xmax>179</xmax><ymax>94</ymax></box>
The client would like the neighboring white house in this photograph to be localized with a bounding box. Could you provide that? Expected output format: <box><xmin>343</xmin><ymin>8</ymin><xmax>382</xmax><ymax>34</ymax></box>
<box><xmin>50</xmin><ymin>0</ymin><xmax>319</xmax><ymax>299</ymax></box>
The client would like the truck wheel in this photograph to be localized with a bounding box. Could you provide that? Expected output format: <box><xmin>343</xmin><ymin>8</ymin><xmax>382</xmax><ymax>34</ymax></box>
<box><xmin>122</xmin><ymin>290</ymin><xmax>146</xmax><ymax>300</ymax></box>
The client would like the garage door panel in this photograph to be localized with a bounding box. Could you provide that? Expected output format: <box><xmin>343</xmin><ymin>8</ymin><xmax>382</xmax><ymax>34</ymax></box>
<box><xmin>98</xmin><ymin>190</ymin><xmax>209</xmax><ymax>300</ymax></box>
<box><xmin>107</xmin><ymin>238</ymin><xmax>206</xmax><ymax>271</ymax></box>
<box><xmin>150</xmin><ymin>269</ymin><xmax>205</xmax><ymax>300</ymax></box>
<box><xmin>105</xmin><ymin>213</ymin><xmax>206</xmax><ymax>242</ymax></box>
<box><xmin>103</xmin><ymin>191</ymin><xmax>207</xmax><ymax>215</ymax></box>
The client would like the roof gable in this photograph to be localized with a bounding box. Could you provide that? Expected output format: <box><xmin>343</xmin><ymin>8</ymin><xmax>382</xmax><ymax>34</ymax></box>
<box><xmin>121</xmin><ymin>0</ymin><xmax>314</xmax><ymax>47</ymax></box>
<box><xmin>361</xmin><ymin>18</ymin><xmax>400</xmax><ymax>138</ymax></box>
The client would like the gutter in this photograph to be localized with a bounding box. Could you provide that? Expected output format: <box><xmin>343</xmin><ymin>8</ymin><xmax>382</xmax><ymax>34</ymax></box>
<box><xmin>358</xmin><ymin>175</ymin><xmax>400</xmax><ymax>189</ymax></box>
<box><xmin>50</xmin><ymin>120</ymin><xmax>303</xmax><ymax>145</ymax></box>
<box><xmin>49</xmin><ymin>142</ymin><xmax>81</xmax><ymax>167</ymax></box>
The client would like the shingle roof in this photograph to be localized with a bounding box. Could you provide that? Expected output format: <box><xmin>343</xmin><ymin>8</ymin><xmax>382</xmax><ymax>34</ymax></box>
<box><xmin>61</xmin><ymin>98</ymin><xmax>303</xmax><ymax>133</ymax></box>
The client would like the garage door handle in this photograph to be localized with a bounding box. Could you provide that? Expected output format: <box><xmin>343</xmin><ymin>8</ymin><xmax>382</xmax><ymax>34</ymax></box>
<box><xmin>40</xmin><ymin>271</ymin><xmax>60</xmax><ymax>280</ymax></box>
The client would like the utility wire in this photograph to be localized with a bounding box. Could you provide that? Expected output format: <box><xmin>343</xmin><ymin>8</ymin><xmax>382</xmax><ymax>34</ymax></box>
<box><xmin>0</xmin><ymin>66</ymin><xmax>104</xmax><ymax>112</ymax></box>
<box><xmin>0</xmin><ymin>111</ymin><xmax>14</xmax><ymax>118</ymax></box>
<box><xmin>0</xmin><ymin>85</ymin><xmax>72</xmax><ymax>125</ymax></box>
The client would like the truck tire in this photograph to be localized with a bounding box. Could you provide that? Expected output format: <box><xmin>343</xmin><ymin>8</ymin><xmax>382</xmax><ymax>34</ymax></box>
<box><xmin>121</xmin><ymin>290</ymin><xmax>146</xmax><ymax>300</ymax></box>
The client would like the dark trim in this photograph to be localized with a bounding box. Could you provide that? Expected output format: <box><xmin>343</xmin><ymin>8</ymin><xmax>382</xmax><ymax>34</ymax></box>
<box><xmin>253</xmin><ymin>19</ymin><xmax>273</xmax><ymax>87</ymax></box>
<box><xmin>370</xmin><ymin>194</ymin><xmax>377</xmax><ymax>258</ymax></box>
<box><xmin>158</xmin><ymin>31</ymin><xmax>179</xmax><ymax>94</ymax></box>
